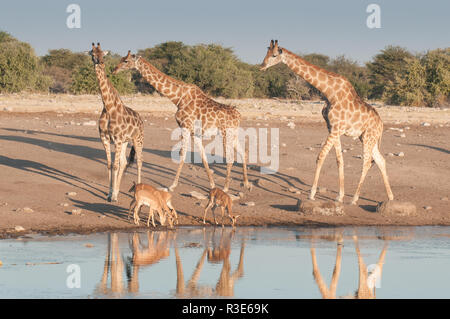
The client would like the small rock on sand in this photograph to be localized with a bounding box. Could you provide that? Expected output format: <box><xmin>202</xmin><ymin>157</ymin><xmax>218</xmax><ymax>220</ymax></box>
<box><xmin>66</xmin><ymin>192</ymin><xmax>77</xmax><ymax>196</ymax></box>
<box><xmin>255</xmin><ymin>178</ymin><xmax>266</xmax><ymax>187</ymax></box>
<box><xmin>82</xmin><ymin>120</ymin><xmax>96</xmax><ymax>126</ymax></box>
<box><xmin>377</xmin><ymin>201</ymin><xmax>416</xmax><ymax>217</ymax></box>
<box><xmin>296</xmin><ymin>199</ymin><xmax>344</xmax><ymax>216</ymax></box>
<box><xmin>288</xmin><ymin>186</ymin><xmax>300</xmax><ymax>193</ymax></box>
<box><xmin>23</xmin><ymin>207</ymin><xmax>34</xmax><ymax>213</ymax></box>
<box><xmin>396</xmin><ymin>152</ymin><xmax>405</xmax><ymax>157</ymax></box>
<box><xmin>441</xmin><ymin>197</ymin><xmax>449</xmax><ymax>201</ymax></box>
<box><xmin>15</xmin><ymin>226</ymin><xmax>25</xmax><ymax>232</ymax></box>
<box><xmin>229</xmin><ymin>194</ymin><xmax>240</xmax><ymax>201</ymax></box>
<box><xmin>71</xmin><ymin>209</ymin><xmax>82</xmax><ymax>215</ymax></box>
<box><xmin>424</xmin><ymin>206</ymin><xmax>432</xmax><ymax>211</ymax></box>
<box><xmin>421</xmin><ymin>122</ymin><xmax>431</xmax><ymax>127</ymax></box>
<box><xmin>189</xmin><ymin>191</ymin><xmax>207</xmax><ymax>200</ymax></box>
<box><xmin>242</xmin><ymin>201</ymin><xmax>255</xmax><ymax>207</ymax></box>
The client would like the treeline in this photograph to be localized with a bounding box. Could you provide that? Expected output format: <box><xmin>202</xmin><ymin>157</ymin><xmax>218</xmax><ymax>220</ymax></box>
<box><xmin>0</xmin><ymin>31</ymin><xmax>448</xmax><ymax>107</ymax></box>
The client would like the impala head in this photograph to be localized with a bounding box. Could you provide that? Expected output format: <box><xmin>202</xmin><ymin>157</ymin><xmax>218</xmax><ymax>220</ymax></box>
<box><xmin>113</xmin><ymin>50</ymin><xmax>139</xmax><ymax>74</ymax></box>
<box><xmin>260</xmin><ymin>39</ymin><xmax>283</xmax><ymax>71</ymax></box>
<box><xmin>87</xmin><ymin>42</ymin><xmax>109</xmax><ymax>66</ymax></box>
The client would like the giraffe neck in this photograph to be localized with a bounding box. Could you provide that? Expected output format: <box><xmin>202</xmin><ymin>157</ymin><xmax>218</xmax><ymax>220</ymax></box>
<box><xmin>95</xmin><ymin>65</ymin><xmax>124</xmax><ymax>113</ymax></box>
<box><xmin>135</xmin><ymin>57</ymin><xmax>188</xmax><ymax>107</ymax></box>
<box><xmin>281</xmin><ymin>49</ymin><xmax>351</xmax><ymax>104</ymax></box>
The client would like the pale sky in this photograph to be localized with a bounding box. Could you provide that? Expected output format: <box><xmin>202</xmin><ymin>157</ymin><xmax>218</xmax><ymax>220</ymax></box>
<box><xmin>0</xmin><ymin>0</ymin><xmax>449</xmax><ymax>64</ymax></box>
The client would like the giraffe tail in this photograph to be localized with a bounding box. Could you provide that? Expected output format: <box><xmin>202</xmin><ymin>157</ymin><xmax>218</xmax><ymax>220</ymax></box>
<box><xmin>125</xmin><ymin>146</ymin><xmax>136</xmax><ymax>171</ymax></box>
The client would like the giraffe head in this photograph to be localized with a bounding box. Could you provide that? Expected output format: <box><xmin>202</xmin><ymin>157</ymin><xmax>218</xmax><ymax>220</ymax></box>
<box><xmin>260</xmin><ymin>40</ymin><xmax>283</xmax><ymax>71</ymax></box>
<box><xmin>113</xmin><ymin>50</ymin><xmax>139</xmax><ymax>74</ymax></box>
<box><xmin>87</xmin><ymin>42</ymin><xmax>109</xmax><ymax>66</ymax></box>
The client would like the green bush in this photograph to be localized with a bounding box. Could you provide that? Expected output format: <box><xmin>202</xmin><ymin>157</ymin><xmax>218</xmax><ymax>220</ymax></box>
<box><xmin>166</xmin><ymin>44</ymin><xmax>254</xmax><ymax>98</ymax></box>
<box><xmin>366</xmin><ymin>46</ymin><xmax>413</xmax><ymax>99</ymax></box>
<box><xmin>41</xmin><ymin>49</ymin><xmax>90</xmax><ymax>93</ymax></box>
<box><xmin>422</xmin><ymin>48</ymin><xmax>450</xmax><ymax>107</ymax></box>
<box><xmin>70</xmin><ymin>54</ymin><xmax>135</xmax><ymax>95</ymax></box>
<box><xmin>0</xmin><ymin>31</ymin><xmax>51</xmax><ymax>93</ymax></box>
<box><xmin>384</xmin><ymin>57</ymin><xmax>428</xmax><ymax>106</ymax></box>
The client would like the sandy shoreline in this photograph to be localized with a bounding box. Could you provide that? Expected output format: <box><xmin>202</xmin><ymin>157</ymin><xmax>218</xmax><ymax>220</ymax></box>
<box><xmin>0</xmin><ymin>95</ymin><xmax>449</xmax><ymax>239</ymax></box>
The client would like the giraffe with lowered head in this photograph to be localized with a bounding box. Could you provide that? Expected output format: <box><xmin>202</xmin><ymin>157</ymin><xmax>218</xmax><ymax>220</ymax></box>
<box><xmin>113</xmin><ymin>51</ymin><xmax>250</xmax><ymax>193</ymax></box>
<box><xmin>88</xmin><ymin>43</ymin><xmax>144</xmax><ymax>202</ymax></box>
<box><xmin>260</xmin><ymin>40</ymin><xmax>394</xmax><ymax>205</ymax></box>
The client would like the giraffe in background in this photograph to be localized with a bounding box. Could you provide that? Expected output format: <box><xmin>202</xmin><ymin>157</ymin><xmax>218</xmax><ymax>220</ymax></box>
<box><xmin>113</xmin><ymin>51</ymin><xmax>250</xmax><ymax>193</ymax></box>
<box><xmin>260</xmin><ymin>40</ymin><xmax>394</xmax><ymax>205</ymax></box>
<box><xmin>88</xmin><ymin>43</ymin><xmax>144</xmax><ymax>202</ymax></box>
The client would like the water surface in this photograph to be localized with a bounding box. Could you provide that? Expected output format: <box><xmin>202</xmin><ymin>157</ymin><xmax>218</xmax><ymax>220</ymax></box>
<box><xmin>0</xmin><ymin>226</ymin><xmax>449</xmax><ymax>298</ymax></box>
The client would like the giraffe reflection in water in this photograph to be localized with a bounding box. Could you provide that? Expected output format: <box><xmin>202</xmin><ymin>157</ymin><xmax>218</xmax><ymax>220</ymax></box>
<box><xmin>310</xmin><ymin>231</ymin><xmax>389</xmax><ymax>299</ymax></box>
<box><xmin>93</xmin><ymin>228</ymin><xmax>245</xmax><ymax>298</ymax></box>
<box><xmin>94</xmin><ymin>232</ymin><xmax>174</xmax><ymax>297</ymax></box>
<box><xmin>175</xmin><ymin>227</ymin><xmax>245</xmax><ymax>298</ymax></box>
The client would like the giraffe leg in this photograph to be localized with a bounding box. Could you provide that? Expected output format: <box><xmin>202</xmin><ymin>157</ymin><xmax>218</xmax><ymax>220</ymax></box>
<box><xmin>100</xmin><ymin>134</ymin><xmax>113</xmax><ymax>201</ymax></box>
<box><xmin>223</xmin><ymin>133</ymin><xmax>233</xmax><ymax>192</ymax></box>
<box><xmin>235</xmin><ymin>138</ymin><xmax>250</xmax><ymax>190</ymax></box>
<box><xmin>309</xmin><ymin>134</ymin><xmax>338</xmax><ymax>200</ymax></box>
<box><xmin>334</xmin><ymin>138</ymin><xmax>345</xmax><ymax>203</ymax></box>
<box><xmin>169</xmin><ymin>130</ymin><xmax>189</xmax><ymax>192</ymax></box>
<box><xmin>351</xmin><ymin>140</ymin><xmax>375</xmax><ymax>205</ymax></box>
<box><xmin>134</xmin><ymin>137</ymin><xmax>143</xmax><ymax>184</ymax></box>
<box><xmin>372</xmin><ymin>145</ymin><xmax>394</xmax><ymax>201</ymax></box>
<box><xmin>112</xmin><ymin>141</ymin><xmax>128</xmax><ymax>202</ymax></box>
<box><xmin>194</xmin><ymin>135</ymin><xmax>215</xmax><ymax>189</ymax></box>
<box><xmin>110</xmin><ymin>141</ymin><xmax>123</xmax><ymax>202</ymax></box>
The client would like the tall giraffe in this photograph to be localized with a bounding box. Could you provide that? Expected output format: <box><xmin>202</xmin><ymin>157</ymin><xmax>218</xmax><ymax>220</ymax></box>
<box><xmin>113</xmin><ymin>51</ymin><xmax>250</xmax><ymax>193</ymax></box>
<box><xmin>88</xmin><ymin>43</ymin><xmax>144</xmax><ymax>202</ymax></box>
<box><xmin>260</xmin><ymin>40</ymin><xmax>394</xmax><ymax>205</ymax></box>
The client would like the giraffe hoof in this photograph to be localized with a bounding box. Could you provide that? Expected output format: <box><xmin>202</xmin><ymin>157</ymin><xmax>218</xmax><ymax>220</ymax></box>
<box><xmin>335</xmin><ymin>196</ymin><xmax>344</xmax><ymax>203</ymax></box>
<box><xmin>351</xmin><ymin>199</ymin><xmax>358</xmax><ymax>205</ymax></box>
<box><xmin>168</xmin><ymin>184</ymin><xmax>176</xmax><ymax>192</ymax></box>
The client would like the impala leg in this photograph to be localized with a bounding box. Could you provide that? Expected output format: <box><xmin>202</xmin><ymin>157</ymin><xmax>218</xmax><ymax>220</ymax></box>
<box><xmin>203</xmin><ymin>199</ymin><xmax>214</xmax><ymax>224</ymax></box>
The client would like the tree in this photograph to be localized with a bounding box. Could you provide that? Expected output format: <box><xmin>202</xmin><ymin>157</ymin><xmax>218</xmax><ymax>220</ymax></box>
<box><xmin>70</xmin><ymin>54</ymin><xmax>135</xmax><ymax>95</ymax></box>
<box><xmin>167</xmin><ymin>44</ymin><xmax>254</xmax><ymax>98</ymax></box>
<box><xmin>366</xmin><ymin>46</ymin><xmax>413</xmax><ymax>99</ymax></box>
<box><xmin>0</xmin><ymin>31</ymin><xmax>51</xmax><ymax>93</ymax></box>
<box><xmin>422</xmin><ymin>48</ymin><xmax>450</xmax><ymax>107</ymax></box>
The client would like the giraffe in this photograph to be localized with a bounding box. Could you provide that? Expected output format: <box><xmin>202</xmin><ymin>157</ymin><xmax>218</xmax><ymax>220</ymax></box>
<box><xmin>260</xmin><ymin>40</ymin><xmax>394</xmax><ymax>205</ymax></box>
<box><xmin>113</xmin><ymin>51</ymin><xmax>250</xmax><ymax>193</ymax></box>
<box><xmin>88</xmin><ymin>43</ymin><xmax>144</xmax><ymax>202</ymax></box>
